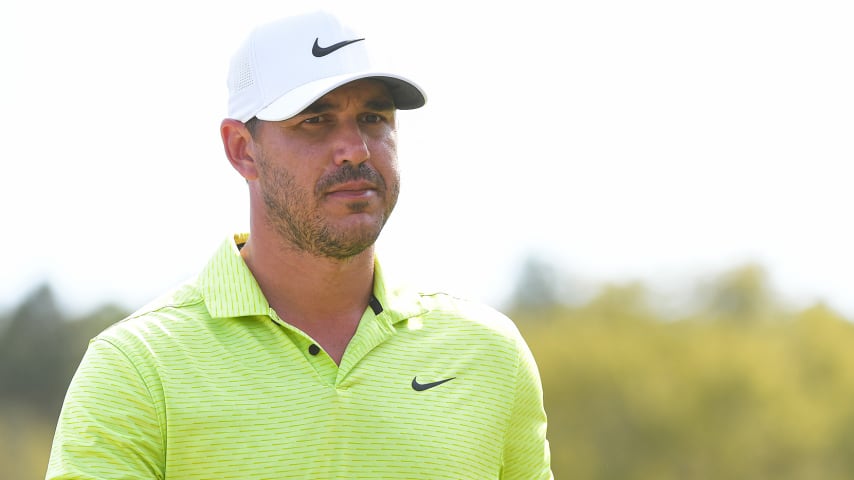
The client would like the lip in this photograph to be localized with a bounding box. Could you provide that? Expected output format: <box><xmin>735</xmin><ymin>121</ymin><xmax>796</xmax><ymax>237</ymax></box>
<box><xmin>324</xmin><ymin>180</ymin><xmax>378</xmax><ymax>198</ymax></box>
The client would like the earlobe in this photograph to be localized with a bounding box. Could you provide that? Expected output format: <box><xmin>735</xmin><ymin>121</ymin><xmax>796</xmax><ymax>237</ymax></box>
<box><xmin>220</xmin><ymin>119</ymin><xmax>260</xmax><ymax>181</ymax></box>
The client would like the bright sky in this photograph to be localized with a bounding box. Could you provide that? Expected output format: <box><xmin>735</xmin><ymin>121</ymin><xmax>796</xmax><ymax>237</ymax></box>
<box><xmin>2</xmin><ymin>0</ymin><xmax>852</xmax><ymax>318</ymax></box>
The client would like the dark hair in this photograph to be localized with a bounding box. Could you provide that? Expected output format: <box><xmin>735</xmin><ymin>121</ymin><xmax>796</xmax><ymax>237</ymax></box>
<box><xmin>244</xmin><ymin>117</ymin><xmax>260</xmax><ymax>138</ymax></box>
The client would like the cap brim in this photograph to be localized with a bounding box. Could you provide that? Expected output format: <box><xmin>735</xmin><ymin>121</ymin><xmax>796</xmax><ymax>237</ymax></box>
<box><xmin>255</xmin><ymin>72</ymin><xmax>426</xmax><ymax>122</ymax></box>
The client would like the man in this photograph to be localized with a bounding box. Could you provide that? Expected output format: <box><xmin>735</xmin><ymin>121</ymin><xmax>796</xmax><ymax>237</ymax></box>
<box><xmin>47</xmin><ymin>11</ymin><xmax>552</xmax><ymax>479</ymax></box>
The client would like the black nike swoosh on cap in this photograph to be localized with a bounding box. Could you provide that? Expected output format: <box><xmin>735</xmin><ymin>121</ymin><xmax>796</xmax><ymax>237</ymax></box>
<box><xmin>312</xmin><ymin>37</ymin><xmax>365</xmax><ymax>57</ymax></box>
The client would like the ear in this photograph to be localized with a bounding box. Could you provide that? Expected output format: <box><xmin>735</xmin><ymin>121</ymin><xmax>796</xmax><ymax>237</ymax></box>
<box><xmin>220</xmin><ymin>119</ymin><xmax>260</xmax><ymax>181</ymax></box>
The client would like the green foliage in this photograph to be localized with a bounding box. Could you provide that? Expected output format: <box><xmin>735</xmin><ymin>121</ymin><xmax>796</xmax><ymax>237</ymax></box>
<box><xmin>0</xmin><ymin>284</ymin><xmax>127</xmax><ymax>479</ymax></box>
<box><xmin>3</xmin><ymin>266</ymin><xmax>853</xmax><ymax>479</ymax></box>
<box><xmin>511</xmin><ymin>277</ymin><xmax>854</xmax><ymax>479</ymax></box>
<box><xmin>695</xmin><ymin>263</ymin><xmax>781</xmax><ymax>323</ymax></box>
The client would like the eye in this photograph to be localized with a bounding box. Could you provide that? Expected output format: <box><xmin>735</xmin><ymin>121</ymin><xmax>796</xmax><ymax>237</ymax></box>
<box><xmin>303</xmin><ymin>115</ymin><xmax>324</xmax><ymax>124</ymax></box>
<box><xmin>361</xmin><ymin>113</ymin><xmax>384</xmax><ymax>124</ymax></box>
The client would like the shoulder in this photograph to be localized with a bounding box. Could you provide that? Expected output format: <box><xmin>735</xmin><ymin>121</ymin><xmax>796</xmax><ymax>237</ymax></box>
<box><xmin>94</xmin><ymin>279</ymin><xmax>209</xmax><ymax>352</ymax></box>
<box><xmin>415</xmin><ymin>290</ymin><xmax>526</xmax><ymax>347</ymax></box>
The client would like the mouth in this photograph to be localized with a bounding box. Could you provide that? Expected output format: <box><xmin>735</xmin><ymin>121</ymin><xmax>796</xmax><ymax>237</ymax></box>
<box><xmin>324</xmin><ymin>180</ymin><xmax>379</xmax><ymax>200</ymax></box>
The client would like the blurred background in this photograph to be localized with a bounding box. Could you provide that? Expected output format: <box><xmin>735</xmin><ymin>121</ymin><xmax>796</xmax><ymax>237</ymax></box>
<box><xmin>2</xmin><ymin>0</ymin><xmax>852</xmax><ymax>478</ymax></box>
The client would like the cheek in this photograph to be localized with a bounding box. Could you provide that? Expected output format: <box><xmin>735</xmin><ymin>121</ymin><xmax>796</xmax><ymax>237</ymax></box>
<box><xmin>257</xmin><ymin>155</ymin><xmax>315</xmax><ymax>198</ymax></box>
<box><xmin>370</xmin><ymin>133</ymin><xmax>399</xmax><ymax>179</ymax></box>
<box><xmin>376</xmin><ymin>126</ymin><xmax>397</xmax><ymax>155</ymax></box>
<box><xmin>380</xmin><ymin>151</ymin><xmax>401</xmax><ymax>188</ymax></box>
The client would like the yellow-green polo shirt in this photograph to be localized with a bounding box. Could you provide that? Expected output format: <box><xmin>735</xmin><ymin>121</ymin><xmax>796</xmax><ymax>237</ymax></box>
<box><xmin>47</xmin><ymin>234</ymin><xmax>552</xmax><ymax>479</ymax></box>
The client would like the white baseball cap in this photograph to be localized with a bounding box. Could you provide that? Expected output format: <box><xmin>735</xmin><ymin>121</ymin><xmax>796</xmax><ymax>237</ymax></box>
<box><xmin>226</xmin><ymin>11</ymin><xmax>427</xmax><ymax>122</ymax></box>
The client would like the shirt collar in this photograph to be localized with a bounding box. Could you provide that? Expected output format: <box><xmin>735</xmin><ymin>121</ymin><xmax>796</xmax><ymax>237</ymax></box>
<box><xmin>370</xmin><ymin>260</ymin><xmax>427</xmax><ymax>325</ymax></box>
<box><xmin>198</xmin><ymin>233</ymin><xmax>269</xmax><ymax>319</ymax></box>
<box><xmin>198</xmin><ymin>233</ymin><xmax>426</xmax><ymax>323</ymax></box>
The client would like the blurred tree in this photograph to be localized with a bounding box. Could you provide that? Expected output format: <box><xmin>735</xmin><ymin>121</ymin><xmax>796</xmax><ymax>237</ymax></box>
<box><xmin>0</xmin><ymin>285</ymin><xmax>127</xmax><ymax>480</ymax></box>
<box><xmin>4</xmin><ymin>266</ymin><xmax>854</xmax><ymax>479</ymax></box>
<box><xmin>0</xmin><ymin>284</ymin><xmax>69</xmax><ymax>415</ymax></box>
<box><xmin>580</xmin><ymin>282</ymin><xmax>655</xmax><ymax>324</ymax></box>
<box><xmin>505</xmin><ymin>255</ymin><xmax>563</xmax><ymax>313</ymax></box>
<box><xmin>697</xmin><ymin>263</ymin><xmax>779</xmax><ymax>323</ymax></box>
<box><xmin>0</xmin><ymin>284</ymin><xmax>126</xmax><ymax>417</ymax></box>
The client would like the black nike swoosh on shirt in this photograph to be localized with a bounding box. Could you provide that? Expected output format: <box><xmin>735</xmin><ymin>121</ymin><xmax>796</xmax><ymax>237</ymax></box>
<box><xmin>411</xmin><ymin>376</ymin><xmax>455</xmax><ymax>391</ymax></box>
<box><xmin>312</xmin><ymin>37</ymin><xmax>365</xmax><ymax>57</ymax></box>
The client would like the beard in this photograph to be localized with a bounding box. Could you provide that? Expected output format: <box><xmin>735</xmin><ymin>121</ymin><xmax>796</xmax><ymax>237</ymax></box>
<box><xmin>256</xmin><ymin>155</ymin><xmax>399</xmax><ymax>260</ymax></box>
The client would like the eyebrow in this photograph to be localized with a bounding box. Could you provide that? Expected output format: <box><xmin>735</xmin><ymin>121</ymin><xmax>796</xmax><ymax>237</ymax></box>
<box><xmin>365</xmin><ymin>98</ymin><xmax>396</xmax><ymax>111</ymax></box>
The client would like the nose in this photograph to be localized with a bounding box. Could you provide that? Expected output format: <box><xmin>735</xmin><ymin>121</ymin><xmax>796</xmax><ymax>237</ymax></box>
<box><xmin>332</xmin><ymin>120</ymin><xmax>370</xmax><ymax>166</ymax></box>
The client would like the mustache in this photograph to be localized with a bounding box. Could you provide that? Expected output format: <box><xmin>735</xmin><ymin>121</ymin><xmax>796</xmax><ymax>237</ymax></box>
<box><xmin>315</xmin><ymin>163</ymin><xmax>385</xmax><ymax>195</ymax></box>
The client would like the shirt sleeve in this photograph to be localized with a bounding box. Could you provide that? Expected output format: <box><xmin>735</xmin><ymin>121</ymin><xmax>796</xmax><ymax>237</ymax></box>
<box><xmin>500</xmin><ymin>337</ymin><xmax>553</xmax><ymax>479</ymax></box>
<box><xmin>46</xmin><ymin>338</ymin><xmax>165</xmax><ymax>479</ymax></box>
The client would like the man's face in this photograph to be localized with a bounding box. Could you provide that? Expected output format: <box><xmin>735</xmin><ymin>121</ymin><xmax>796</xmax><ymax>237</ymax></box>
<box><xmin>250</xmin><ymin>79</ymin><xmax>400</xmax><ymax>259</ymax></box>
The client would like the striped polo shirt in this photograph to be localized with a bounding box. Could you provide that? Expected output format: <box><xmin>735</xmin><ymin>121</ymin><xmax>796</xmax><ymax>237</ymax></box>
<box><xmin>47</xmin><ymin>234</ymin><xmax>552</xmax><ymax>479</ymax></box>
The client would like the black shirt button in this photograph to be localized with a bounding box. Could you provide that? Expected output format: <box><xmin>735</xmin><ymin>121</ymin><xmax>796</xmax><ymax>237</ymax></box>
<box><xmin>308</xmin><ymin>344</ymin><xmax>320</xmax><ymax>355</ymax></box>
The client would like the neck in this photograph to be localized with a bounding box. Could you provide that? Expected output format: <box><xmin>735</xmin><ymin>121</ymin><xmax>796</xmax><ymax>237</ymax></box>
<box><xmin>240</xmin><ymin>224</ymin><xmax>376</xmax><ymax>326</ymax></box>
